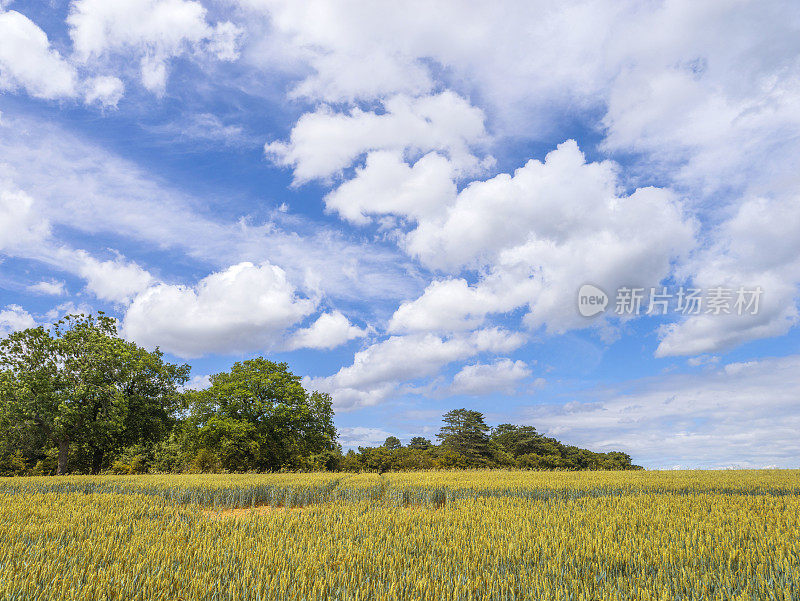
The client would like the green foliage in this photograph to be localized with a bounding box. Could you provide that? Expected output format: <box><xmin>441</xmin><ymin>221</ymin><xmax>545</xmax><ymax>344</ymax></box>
<box><xmin>383</xmin><ymin>436</ymin><xmax>402</xmax><ymax>450</ymax></box>
<box><xmin>0</xmin><ymin>450</ymin><xmax>27</xmax><ymax>477</ymax></box>
<box><xmin>341</xmin><ymin>409</ymin><xmax>641</xmax><ymax>472</ymax></box>
<box><xmin>186</xmin><ymin>358</ymin><xmax>337</xmax><ymax>472</ymax></box>
<box><xmin>190</xmin><ymin>448</ymin><xmax>220</xmax><ymax>473</ymax></box>
<box><xmin>151</xmin><ymin>432</ymin><xmax>190</xmax><ymax>473</ymax></box>
<box><xmin>0</xmin><ymin>313</ymin><xmax>189</xmax><ymax>474</ymax></box>
<box><xmin>437</xmin><ymin>409</ymin><xmax>494</xmax><ymax>465</ymax></box>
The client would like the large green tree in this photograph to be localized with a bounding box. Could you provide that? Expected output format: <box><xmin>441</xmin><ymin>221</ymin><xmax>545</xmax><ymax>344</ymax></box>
<box><xmin>0</xmin><ymin>313</ymin><xmax>189</xmax><ymax>474</ymax></box>
<box><xmin>436</xmin><ymin>408</ymin><xmax>494</xmax><ymax>464</ymax></box>
<box><xmin>187</xmin><ymin>358</ymin><xmax>337</xmax><ymax>471</ymax></box>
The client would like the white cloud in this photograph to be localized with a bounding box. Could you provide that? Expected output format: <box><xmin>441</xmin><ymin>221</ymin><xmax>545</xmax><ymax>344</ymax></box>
<box><xmin>83</xmin><ymin>75</ymin><xmax>124</xmax><ymax>107</ymax></box>
<box><xmin>307</xmin><ymin>327</ymin><xmax>524</xmax><ymax>409</ymax></box>
<box><xmin>67</xmin><ymin>0</ymin><xmax>242</xmax><ymax>94</ymax></box>
<box><xmin>140</xmin><ymin>55</ymin><xmax>168</xmax><ymax>94</ymax></box>
<box><xmin>386</xmin><ymin>141</ymin><xmax>696</xmax><ymax>335</ymax></box>
<box><xmin>599</xmin><ymin>3</ymin><xmax>800</xmax><ymax>195</ymax></box>
<box><xmin>337</xmin><ymin>426</ymin><xmax>394</xmax><ymax>449</ymax></box>
<box><xmin>265</xmin><ymin>92</ymin><xmax>491</xmax><ymax>183</ymax></box>
<box><xmin>389</xmin><ymin>279</ymin><xmax>485</xmax><ymax>334</ymax></box>
<box><xmin>207</xmin><ymin>21</ymin><xmax>241</xmax><ymax>61</ymax></box>
<box><xmin>0</xmin><ymin>304</ymin><xmax>36</xmax><ymax>338</ymax></box>
<box><xmin>324</xmin><ymin>151</ymin><xmax>456</xmax><ymax>225</ymax></box>
<box><xmin>234</xmin><ymin>0</ymin><xmax>609</xmax><ymax>113</ymax></box>
<box><xmin>0</xmin><ymin>185</ymin><xmax>50</xmax><ymax>252</ymax></box>
<box><xmin>687</xmin><ymin>355</ymin><xmax>719</xmax><ymax>367</ymax></box>
<box><xmin>388</xmin><ymin>274</ymin><xmax>533</xmax><ymax>335</ymax></box>
<box><xmin>288</xmin><ymin>311</ymin><xmax>368</xmax><ymax>350</ymax></box>
<box><xmin>1</xmin><ymin>175</ymin><xmax>156</xmax><ymax>306</ymax></box>
<box><xmin>657</xmin><ymin>193</ymin><xmax>800</xmax><ymax>356</ymax></box>
<box><xmin>27</xmin><ymin>280</ymin><xmax>67</xmax><ymax>296</ymax></box>
<box><xmin>0</xmin><ymin>9</ymin><xmax>77</xmax><ymax>99</ymax></box>
<box><xmin>405</xmin><ymin>141</ymin><xmax>694</xmax><ymax>271</ymax></box>
<box><xmin>182</xmin><ymin>374</ymin><xmax>212</xmax><ymax>391</ymax></box>
<box><xmin>73</xmin><ymin>251</ymin><xmax>154</xmax><ymax>304</ymax></box>
<box><xmin>238</xmin><ymin>0</ymin><xmax>800</xmax><ymax>147</ymax></box>
<box><xmin>523</xmin><ymin>355</ymin><xmax>800</xmax><ymax>469</ymax></box>
<box><xmin>122</xmin><ymin>261</ymin><xmax>315</xmax><ymax>357</ymax></box>
<box><xmin>449</xmin><ymin>359</ymin><xmax>531</xmax><ymax>396</ymax></box>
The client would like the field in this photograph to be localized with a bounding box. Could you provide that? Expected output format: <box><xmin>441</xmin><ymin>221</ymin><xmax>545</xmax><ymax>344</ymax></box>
<box><xmin>1</xmin><ymin>470</ymin><xmax>798</xmax><ymax>600</ymax></box>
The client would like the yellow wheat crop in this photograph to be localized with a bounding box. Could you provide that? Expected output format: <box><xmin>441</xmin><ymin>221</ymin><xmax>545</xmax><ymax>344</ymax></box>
<box><xmin>1</xmin><ymin>470</ymin><xmax>798</xmax><ymax>600</ymax></box>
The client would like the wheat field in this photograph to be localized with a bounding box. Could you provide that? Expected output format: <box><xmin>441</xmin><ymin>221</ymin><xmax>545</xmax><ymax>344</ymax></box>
<box><xmin>1</xmin><ymin>470</ymin><xmax>798</xmax><ymax>600</ymax></box>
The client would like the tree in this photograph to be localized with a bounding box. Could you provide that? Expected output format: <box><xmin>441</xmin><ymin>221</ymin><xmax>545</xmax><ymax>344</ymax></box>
<box><xmin>357</xmin><ymin>445</ymin><xmax>392</xmax><ymax>472</ymax></box>
<box><xmin>491</xmin><ymin>424</ymin><xmax>542</xmax><ymax>457</ymax></box>
<box><xmin>187</xmin><ymin>358</ymin><xmax>337</xmax><ymax>471</ymax></box>
<box><xmin>436</xmin><ymin>409</ymin><xmax>494</xmax><ymax>465</ymax></box>
<box><xmin>383</xmin><ymin>436</ymin><xmax>402</xmax><ymax>450</ymax></box>
<box><xmin>0</xmin><ymin>313</ymin><xmax>189</xmax><ymax>474</ymax></box>
<box><xmin>408</xmin><ymin>436</ymin><xmax>432</xmax><ymax>450</ymax></box>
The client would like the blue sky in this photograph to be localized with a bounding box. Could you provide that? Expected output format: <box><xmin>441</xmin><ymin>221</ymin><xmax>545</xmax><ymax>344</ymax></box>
<box><xmin>2</xmin><ymin>0</ymin><xmax>799</xmax><ymax>469</ymax></box>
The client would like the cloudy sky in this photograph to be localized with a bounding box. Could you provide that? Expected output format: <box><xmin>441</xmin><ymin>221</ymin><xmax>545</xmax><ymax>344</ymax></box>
<box><xmin>1</xmin><ymin>0</ymin><xmax>799</xmax><ymax>468</ymax></box>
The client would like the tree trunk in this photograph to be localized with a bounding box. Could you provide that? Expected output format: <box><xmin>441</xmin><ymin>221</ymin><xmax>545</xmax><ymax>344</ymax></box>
<box><xmin>57</xmin><ymin>439</ymin><xmax>69</xmax><ymax>475</ymax></box>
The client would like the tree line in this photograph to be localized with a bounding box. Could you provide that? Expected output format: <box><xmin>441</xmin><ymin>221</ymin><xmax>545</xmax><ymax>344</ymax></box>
<box><xmin>0</xmin><ymin>313</ymin><xmax>640</xmax><ymax>475</ymax></box>
<box><xmin>340</xmin><ymin>409</ymin><xmax>640</xmax><ymax>472</ymax></box>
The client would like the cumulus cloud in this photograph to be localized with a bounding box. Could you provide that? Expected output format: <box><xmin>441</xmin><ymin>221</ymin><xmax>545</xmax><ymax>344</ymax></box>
<box><xmin>234</xmin><ymin>0</ymin><xmax>614</xmax><ymax>112</ymax></box>
<box><xmin>324</xmin><ymin>151</ymin><xmax>456</xmax><ymax>225</ymax></box>
<box><xmin>287</xmin><ymin>311</ymin><xmax>368</xmax><ymax>351</ymax></box>
<box><xmin>404</xmin><ymin>141</ymin><xmax>695</xmax><ymax>271</ymax></box>
<box><xmin>523</xmin><ymin>355</ymin><xmax>800</xmax><ymax>469</ymax></box>
<box><xmin>386</xmin><ymin>141</ymin><xmax>696</xmax><ymax>335</ymax></box>
<box><xmin>0</xmin><ymin>304</ymin><xmax>36</xmax><ymax>337</ymax></box>
<box><xmin>67</xmin><ymin>0</ymin><xmax>242</xmax><ymax>94</ymax></box>
<box><xmin>0</xmin><ymin>9</ymin><xmax>77</xmax><ymax>99</ymax></box>
<box><xmin>307</xmin><ymin>328</ymin><xmax>524</xmax><ymax>409</ymax></box>
<box><xmin>122</xmin><ymin>261</ymin><xmax>315</xmax><ymax>357</ymax></box>
<box><xmin>265</xmin><ymin>92</ymin><xmax>491</xmax><ymax>183</ymax></box>
<box><xmin>388</xmin><ymin>275</ymin><xmax>532</xmax><ymax>335</ymax></box>
<box><xmin>73</xmin><ymin>252</ymin><xmax>154</xmax><ymax>304</ymax></box>
<box><xmin>449</xmin><ymin>359</ymin><xmax>531</xmax><ymax>396</ymax></box>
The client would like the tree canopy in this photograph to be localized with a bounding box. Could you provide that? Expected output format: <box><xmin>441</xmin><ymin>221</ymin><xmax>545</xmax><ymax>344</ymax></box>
<box><xmin>0</xmin><ymin>313</ymin><xmax>189</xmax><ymax>474</ymax></box>
<box><xmin>186</xmin><ymin>358</ymin><xmax>337</xmax><ymax>472</ymax></box>
<box><xmin>342</xmin><ymin>409</ymin><xmax>640</xmax><ymax>472</ymax></box>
